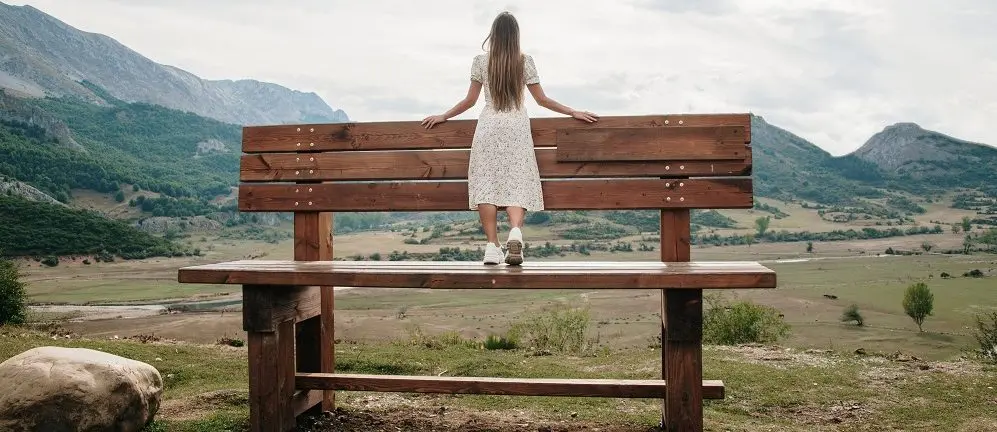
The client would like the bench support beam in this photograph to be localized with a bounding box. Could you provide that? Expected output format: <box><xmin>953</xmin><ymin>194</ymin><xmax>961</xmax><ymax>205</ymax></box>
<box><xmin>246</xmin><ymin>310</ymin><xmax>296</xmax><ymax>432</ymax></box>
<box><xmin>292</xmin><ymin>212</ymin><xmax>335</xmax><ymax>416</ymax></box>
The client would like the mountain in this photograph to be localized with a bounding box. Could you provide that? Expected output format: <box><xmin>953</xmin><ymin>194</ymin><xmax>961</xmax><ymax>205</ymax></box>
<box><xmin>851</xmin><ymin>122</ymin><xmax>997</xmax><ymax>193</ymax></box>
<box><xmin>0</xmin><ymin>3</ymin><xmax>348</xmax><ymax>125</ymax></box>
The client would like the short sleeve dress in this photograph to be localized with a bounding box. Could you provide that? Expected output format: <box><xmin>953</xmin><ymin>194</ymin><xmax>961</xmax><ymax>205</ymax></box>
<box><xmin>467</xmin><ymin>53</ymin><xmax>545</xmax><ymax>211</ymax></box>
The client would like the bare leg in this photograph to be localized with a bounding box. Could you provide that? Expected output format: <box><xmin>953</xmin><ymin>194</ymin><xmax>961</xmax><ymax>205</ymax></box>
<box><xmin>477</xmin><ymin>204</ymin><xmax>500</xmax><ymax>246</ymax></box>
<box><xmin>506</xmin><ymin>206</ymin><xmax>525</xmax><ymax>229</ymax></box>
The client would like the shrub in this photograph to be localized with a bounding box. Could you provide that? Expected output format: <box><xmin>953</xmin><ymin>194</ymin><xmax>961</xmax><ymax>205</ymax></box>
<box><xmin>964</xmin><ymin>269</ymin><xmax>984</xmax><ymax>278</ymax></box>
<box><xmin>903</xmin><ymin>282</ymin><xmax>934</xmax><ymax>332</ymax></box>
<box><xmin>510</xmin><ymin>303</ymin><xmax>591</xmax><ymax>354</ymax></box>
<box><xmin>973</xmin><ymin>311</ymin><xmax>997</xmax><ymax>363</ymax></box>
<box><xmin>40</xmin><ymin>256</ymin><xmax>59</xmax><ymax>267</ymax></box>
<box><xmin>0</xmin><ymin>256</ymin><xmax>27</xmax><ymax>326</ymax></box>
<box><xmin>483</xmin><ymin>334</ymin><xmax>519</xmax><ymax>350</ymax></box>
<box><xmin>703</xmin><ymin>299</ymin><xmax>790</xmax><ymax>345</ymax></box>
<box><xmin>840</xmin><ymin>304</ymin><xmax>864</xmax><ymax>326</ymax></box>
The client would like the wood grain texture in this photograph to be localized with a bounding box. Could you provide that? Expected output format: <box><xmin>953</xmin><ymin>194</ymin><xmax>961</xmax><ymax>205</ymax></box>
<box><xmin>556</xmin><ymin>126</ymin><xmax>748</xmax><ymax>162</ymax></box>
<box><xmin>247</xmin><ymin>319</ymin><xmax>296</xmax><ymax>432</ymax></box>
<box><xmin>295</xmin><ymin>373</ymin><xmax>725</xmax><ymax>399</ymax></box>
<box><xmin>237</xmin><ymin>179</ymin><xmax>753</xmax><ymax>212</ymax></box>
<box><xmin>242</xmin><ymin>114</ymin><xmax>751</xmax><ymax>153</ymax></box>
<box><xmin>241</xmin><ymin>285</ymin><xmax>320</xmax><ymax>333</ymax></box>
<box><xmin>178</xmin><ymin>260</ymin><xmax>777</xmax><ymax>289</ymax></box>
<box><xmin>291</xmin><ymin>212</ymin><xmax>335</xmax><ymax>413</ymax></box>
<box><xmin>240</xmin><ymin>148</ymin><xmax>752</xmax><ymax>182</ymax></box>
<box><xmin>660</xmin><ymin>209</ymin><xmax>693</xmax><ymax>427</ymax></box>
<box><xmin>664</xmin><ymin>289</ymin><xmax>704</xmax><ymax>432</ymax></box>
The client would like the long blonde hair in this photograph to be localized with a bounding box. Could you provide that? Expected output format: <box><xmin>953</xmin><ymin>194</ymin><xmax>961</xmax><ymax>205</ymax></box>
<box><xmin>482</xmin><ymin>12</ymin><xmax>525</xmax><ymax>112</ymax></box>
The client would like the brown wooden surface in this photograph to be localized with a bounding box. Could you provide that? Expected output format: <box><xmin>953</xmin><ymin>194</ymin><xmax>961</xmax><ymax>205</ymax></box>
<box><xmin>291</xmin><ymin>390</ymin><xmax>324</xmax><ymax>418</ymax></box>
<box><xmin>178</xmin><ymin>260</ymin><xmax>776</xmax><ymax>290</ymax></box>
<box><xmin>237</xmin><ymin>178</ymin><xmax>753</xmax><ymax>212</ymax></box>
<box><xmin>247</xmin><ymin>317</ymin><xmax>296</xmax><ymax>432</ymax></box>
<box><xmin>291</xmin><ymin>212</ymin><xmax>335</xmax><ymax>413</ymax></box>
<box><xmin>664</xmin><ymin>289</ymin><xmax>704</xmax><ymax>432</ymax></box>
<box><xmin>660</xmin><ymin>209</ymin><xmax>693</xmax><ymax>429</ymax></box>
<box><xmin>556</xmin><ymin>126</ymin><xmax>748</xmax><ymax>162</ymax></box>
<box><xmin>242</xmin><ymin>114</ymin><xmax>751</xmax><ymax>153</ymax></box>
<box><xmin>240</xmin><ymin>148</ymin><xmax>752</xmax><ymax>182</ymax></box>
<box><xmin>241</xmin><ymin>285</ymin><xmax>319</xmax><ymax>333</ymax></box>
<box><xmin>295</xmin><ymin>373</ymin><xmax>724</xmax><ymax>399</ymax></box>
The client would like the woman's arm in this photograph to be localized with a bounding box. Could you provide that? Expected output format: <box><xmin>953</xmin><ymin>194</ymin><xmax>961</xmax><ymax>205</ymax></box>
<box><xmin>422</xmin><ymin>81</ymin><xmax>483</xmax><ymax>129</ymax></box>
<box><xmin>527</xmin><ymin>83</ymin><xmax>598</xmax><ymax>123</ymax></box>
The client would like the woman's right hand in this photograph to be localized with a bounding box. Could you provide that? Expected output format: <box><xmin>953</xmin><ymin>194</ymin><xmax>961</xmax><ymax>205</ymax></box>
<box><xmin>570</xmin><ymin>110</ymin><xmax>599</xmax><ymax>123</ymax></box>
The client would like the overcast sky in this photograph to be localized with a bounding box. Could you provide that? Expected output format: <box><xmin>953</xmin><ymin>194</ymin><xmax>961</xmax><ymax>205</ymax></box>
<box><xmin>10</xmin><ymin>0</ymin><xmax>997</xmax><ymax>155</ymax></box>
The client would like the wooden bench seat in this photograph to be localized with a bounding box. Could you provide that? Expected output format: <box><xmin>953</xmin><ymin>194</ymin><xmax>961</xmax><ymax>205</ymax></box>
<box><xmin>179</xmin><ymin>260</ymin><xmax>776</xmax><ymax>289</ymax></box>
<box><xmin>177</xmin><ymin>113</ymin><xmax>777</xmax><ymax>432</ymax></box>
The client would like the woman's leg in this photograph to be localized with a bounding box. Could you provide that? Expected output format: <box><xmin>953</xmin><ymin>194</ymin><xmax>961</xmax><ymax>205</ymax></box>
<box><xmin>506</xmin><ymin>206</ymin><xmax>525</xmax><ymax>228</ymax></box>
<box><xmin>477</xmin><ymin>204</ymin><xmax>500</xmax><ymax>246</ymax></box>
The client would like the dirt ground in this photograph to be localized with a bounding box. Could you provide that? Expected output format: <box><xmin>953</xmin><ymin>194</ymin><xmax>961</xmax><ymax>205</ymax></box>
<box><xmin>297</xmin><ymin>407</ymin><xmax>663</xmax><ymax>432</ymax></box>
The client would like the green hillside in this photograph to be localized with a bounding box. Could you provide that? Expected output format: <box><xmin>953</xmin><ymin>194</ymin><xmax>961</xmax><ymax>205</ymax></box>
<box><xmin>0</xmin><ymin>196</ymin><xmax>195</xmax><ymax>258</ymax></box>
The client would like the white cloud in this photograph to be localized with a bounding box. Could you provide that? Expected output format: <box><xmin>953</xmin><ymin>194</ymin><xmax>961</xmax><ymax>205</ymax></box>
<box><xmin>9</xmin><ymin>0</ymin><xmax>997</xmax><ymax>155</ymax></box>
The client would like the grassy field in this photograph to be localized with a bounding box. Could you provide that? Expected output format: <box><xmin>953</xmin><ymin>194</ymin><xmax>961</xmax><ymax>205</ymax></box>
<box><xmin>2</xmin><ymin>328</ymin><xmax>994</xmax><ymax>431</ymax></box>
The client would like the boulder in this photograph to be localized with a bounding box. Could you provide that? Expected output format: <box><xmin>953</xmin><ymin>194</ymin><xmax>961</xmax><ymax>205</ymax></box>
<box><xmin>0</xmin><ymin>346</ymin><xmax>163</xmax><ymax>432</ymax></box>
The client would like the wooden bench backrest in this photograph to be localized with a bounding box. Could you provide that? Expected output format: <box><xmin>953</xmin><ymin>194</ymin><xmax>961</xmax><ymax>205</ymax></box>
<box><xmin>238</xmin><ymin>113</ymin><xmax>753</xmax><ymax>212</ymax></box>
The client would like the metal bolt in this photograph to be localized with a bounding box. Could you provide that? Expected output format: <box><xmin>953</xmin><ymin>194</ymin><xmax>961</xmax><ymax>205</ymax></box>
<box><xmin>680</xmin><ymin>197</ymin><xmax>685</xmax><ymax>202</ymax></box>
<box><xmin>295</xmin><ymin>171</ymin><xmax>300</xmax><ymax>175</ymax></box>
<box><xmin>309</xmin><ymin>157</ymin><xmax>314</xmax><ymax>162</ymax></box>
<box><xmin>295</xmin><ymin>201</ymin><xmax>299</xmax><ymax>206</ymax></box>
<box><xmin>680</xmin><ymin>182</ymin><xmax>685</xmax><ymax>187</ymax></box>
<box><xmin>295</xmin><ymin>188</ymin><xmax>300</xmax><ymax>193</ymax></box>
<box><xmin>664</xmin><ymin>120</ymin><xmax>670</xmax><ymax>125</ymax></box>
<box><xmin>309</xmin><ymin>128</ymin><xmax>315</xmax><ymax>132</ymax></box>
<box><xmin>680</xmin><ymin>165</ymin><xmax>685</xmax><ymax>170</ymax></box>
<box><xmin>310</xmin><ymin>143</ymin><xmax>315</xmax><ymax>147</ymax></box>
<box><xmin>309</xmin><ymin>170</ymin><xmax>314</xmax><ymax>174</ymax></box>
<box><xmin>296</xmin><ymin>128</ymin><xmax>301</xmax><ymax>132</ymax></box>
<box><xmin>678</xmin><ymin>120</ymin><xmax>684</xmax><ymax>125</ymax></box>
<box><xmin>308</xmin><ymin>201</ymin><xmax>313</xmax><ymax>206</ymax></box>
<box><xmin>665</xmin><ymin>165</ymin><xmax>671</xmax><ymax>171</ymax></box>
<box><xmin>296</xmin><ymin>143</ymin><xmax>301</xmax><ymax>147</ymax></box>
<box><xmin>665</xmin><ymin>182</ymin><xmax>671</xmax><ymax>188</ymax></box>
<box><xmin>308</xmin><ymin>188</ymin><xmax>313</xmax><ymax>193</ymax></box>
<box><xmin>666</xmin><ymin>197</ymin><xmax>672</xmax><ymax>202</ymax></box>
<box><xmin>296</xmin><ymin>157</ymin><xmax>300</xmax><ymax>162</ymax></box>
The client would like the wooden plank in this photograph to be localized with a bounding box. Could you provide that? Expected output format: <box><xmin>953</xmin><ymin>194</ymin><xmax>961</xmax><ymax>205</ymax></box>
<box><xmin>292</xmin><ymin>212</ymin><xmax>335</xmax><ymax>413</ymax></box>
<box><xmin>237</xmin><ymin>178</ymin><xmax>753</xmax><ymax>212</ymax></box>
<box><xmin>242</xmin><ymin>114</ymin><xmax>751</xmax><ymax>153</ymax></box>
<box><xmin>247</xmin><ymin>317</ymin><xmax>296</xmax><ymax>432</ymax></box>
<box><xmin>177</xmin><ymin>260</ymin><xmax>777</xmax><ymax>289</ymax></box>
<box><xmin>295</xmin><ymin>373</ymin><xmax>725</xmax><ymax>399</ymax></box>
<box><xmin>242</xmin><ymin>285</ymin><xmax>320</xmax><ymax>333</ymax></box>
<box><xmin>660</xmin><ymin>209</ymin><xmax>692</xmax><ymax>428</ymax></box>
<box><xmin>664</xmin><ymin>289</ymin><xmax>704</xmax><ymax>432</ymax></box>
<box><xmin>240</xmin><ymin>148</ymin><xmax>752</xmax><ymax>182</ymax></box>
<box><xmin>556</xmin><ymin>126</ymin><xmax>748</xmax><ymax>162</ymax></box>
<box><xmin>291</xmin><ymin>390</ymin><xmax>324</xmax><ymax>417</ymax></box>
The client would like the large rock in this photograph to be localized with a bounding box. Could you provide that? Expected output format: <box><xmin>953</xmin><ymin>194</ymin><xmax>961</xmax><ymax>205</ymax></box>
<box><xmin>0</xmin><ymin>346</ymin><xmax>163</xmax><ymax>432</ymax></box>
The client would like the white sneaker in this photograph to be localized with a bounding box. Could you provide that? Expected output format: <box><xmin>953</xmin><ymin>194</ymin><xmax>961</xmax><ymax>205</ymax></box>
<box><xmin>505</xmin><ymin>227</ymin><xmax>524</xmax><ymax>266</ymax></box>
<box><xmin>483</xmin><ymin>243</ymin><xmax>503</xmax><ymax>265</ymax></box>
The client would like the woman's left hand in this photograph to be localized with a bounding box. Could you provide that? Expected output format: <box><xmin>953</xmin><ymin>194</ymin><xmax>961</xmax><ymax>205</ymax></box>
<box><xmin>421</xmin><ymin>114</ymin><xmax>447</xmax><ymax>129</ymax></box>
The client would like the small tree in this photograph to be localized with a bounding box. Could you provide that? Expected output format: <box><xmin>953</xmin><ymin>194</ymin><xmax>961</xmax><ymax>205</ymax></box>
<box><xmin>114</xmin><ymin>190</ymin><xmax>125</xmax><ymax>203</ymax></box>
<box><xmin>755</xmin><ymin>216</ymin><xmax>771</xmax><ymax>237</ymax></box>
<box><xmin>921</xmin><ymin>242</ymin><xmax>934</xmax><ymax>252</ymax></box>
<box><xmin>902</xmin><ymin>282</ymin><xmax>933</xmax><ymax>332</ymax></box>
<box><xmin>961</xmin><ymin>216</ymin><xmax>972</xmax><ymax>233</ymax></box>
<box><xmin>963</xmin><ymin>234</ymin><xmax>975</xmax><ymax>254</ymax></box>
<box><xmin>952</xmin><ymin>224</ymin><xmax>961</xmax><ymax>234</ymax></box>
<box><xmin>806</xmin><ymin>241</ymin><xmax>814</xmax><ymax>254</ymax></box>
<box><xmin>0</xmin><ymin>255</ymin><xmax>28</xmax><ymax>326</ymax></box>
<box><xmin>973</xmin><ymin>311</ymin><xmax>997</xmax><ymax>363</ymax></box>
<box><xmin>840</xmin><ymin>304</ymin><xmax>864</xmax><ymax>326</ymax></box>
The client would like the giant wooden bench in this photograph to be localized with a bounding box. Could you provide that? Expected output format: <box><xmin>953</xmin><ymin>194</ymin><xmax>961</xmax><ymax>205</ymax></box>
<box><xmin>177</xmin><ymin>113</ymin><xmax>776</xmax><ymax>432</ymax></box>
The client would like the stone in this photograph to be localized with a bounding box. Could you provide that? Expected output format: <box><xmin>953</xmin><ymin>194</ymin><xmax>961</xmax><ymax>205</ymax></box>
<box><xmin>0</xmin><ymin>346</ymin><xmax>163</xmax><ymax>432</ymax></box>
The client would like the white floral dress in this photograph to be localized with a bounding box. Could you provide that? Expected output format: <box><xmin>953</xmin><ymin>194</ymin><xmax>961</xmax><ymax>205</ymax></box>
<box><xmin>467</xmin><ymin>54</ymin><xmax>545</xmax><ymax>211</ymax></box>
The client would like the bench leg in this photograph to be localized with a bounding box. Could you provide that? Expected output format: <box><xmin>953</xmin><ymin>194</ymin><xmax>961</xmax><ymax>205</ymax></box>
<box><xmin>248</xmin><ymin>318</ymin><xmax>296</xmax><ymax>432</ymax></box>
<box><xmin>663</xmin><ymin>288</ymin><xmax>704</xmax><ymax>432</ymax></box>
<box><xmin>295</xmin><ymin>289</ymin><xmax>335</xmax><ymax>414</ymax></box>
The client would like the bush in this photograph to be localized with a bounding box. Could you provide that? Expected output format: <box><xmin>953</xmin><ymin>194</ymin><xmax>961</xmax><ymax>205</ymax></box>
<box><xmin>703</xmin><ymin>299</ymin><xmax>790</xmax><ymax>345</ymax></box>
<box><xmin>973</xmin><ymin>311</ymin><xmax>997</xmax><ymax>363</ymax></box>
<box><xmin>483</xmin><ymin>334</ymin><xmax>519</xmax><ymax>350</ymax></box>
<box><xmin>510</xmin><ymin>303</ymin><xmax>591</xmax><ymax>354</ymax></box>
<box><xmin>40</xmin><ymin>256</ymin><xmax>59</xmax><ymax>267</ymax></box>
<box><xmin>840</xmin><ymin>304</ymin><xmax>864</xmax><ymax>326</ymax></box>
<box><xmin>114</xmin><ymin>190</ymin><xmax>125</xmax><ymax>203</ymax></box>
<box><xmin>903</xmin><ymin>282</ymin><xmax>934</xmax><ymax>332</ymax></box>
<box><xmin>0</xmin><ymin>256</ymin><xmax>28</xmax><ymax>325</ymax></box>
<box><xmin>964</xmin><ymin>269</ymin><xmax>984</xmax><ymax>278</ymax></box>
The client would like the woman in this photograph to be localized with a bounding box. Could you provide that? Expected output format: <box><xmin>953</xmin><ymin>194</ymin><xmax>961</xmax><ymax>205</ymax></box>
<box><xmin>422</xmin><ymin>11</ymin><xmax>598</xmax><ymax>265</ymax></box>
